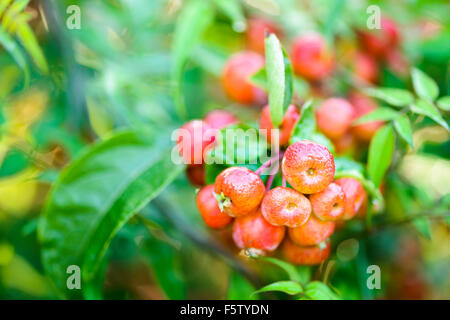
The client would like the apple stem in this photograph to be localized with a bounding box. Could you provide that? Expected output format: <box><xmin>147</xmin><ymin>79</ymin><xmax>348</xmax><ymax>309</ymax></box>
<box><xmin>255</xmin><ymin>150</ymin><xmax>284</xmax><ymax>176</ymax></box>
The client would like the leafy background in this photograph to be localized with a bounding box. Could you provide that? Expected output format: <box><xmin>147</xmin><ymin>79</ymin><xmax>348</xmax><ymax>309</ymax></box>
<box><xmin>0</xmin><ymin>0</ymin><xmax>449</xmax><ymax>299</ymax></box>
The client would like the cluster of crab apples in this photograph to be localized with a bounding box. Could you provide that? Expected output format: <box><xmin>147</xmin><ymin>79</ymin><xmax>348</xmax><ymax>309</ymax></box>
<box><xmin>174</xmin><ymin>16</ymin><xmax>405</xmax><ymax>264</ymax></box>
<box><xmin>192</xmin><ymin>139</ymin><xmax>366</xmax><ymax>265</ymax></box>
<box><xmin>177</xmin><ymin>111</ymin><xmax>367</xmax><ymax>265</ymax></box>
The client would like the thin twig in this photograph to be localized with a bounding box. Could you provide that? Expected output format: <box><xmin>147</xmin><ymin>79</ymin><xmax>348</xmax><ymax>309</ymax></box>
<box><xmin>151</xmin><ymin>197</ymin><xmax>262</xmax><ymax>288</ymax></box>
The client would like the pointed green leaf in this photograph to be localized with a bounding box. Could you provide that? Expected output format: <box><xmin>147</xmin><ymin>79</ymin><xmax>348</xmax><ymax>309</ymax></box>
<box><xmin>1</xmin><ymin>0</ymin><xmax>29</xmax><ymax>29</ymax></box>
<box><xmin>364</xmin><ymin>87</ymin><xmax>414</xmax><ymax>107</ymax></box>
<box><xmin>411</xmin><ymin>99</ymin><xmax>448</xmax><ymax>130</ymax></box>
<box><xmin>367</xmin><ymin>125</ymin><xmax>395</xmax><ymax>187</ymax></box>
<box><xmin>394</xmin><ymin>114</ymin><xmax>414</xmax><ymax>147</ymax></box>
<box><xmin>353</xmin><ymin>107</ymin><xmax>399</xmax><ymax>125</ymax></box>
<box><xmin>254</xmin><ymin>281</ymin><xmax>303</xmax><ymax>295</ymax></box>
<box><xmin>227</xmin><ymin>271</ymin><xmax>258</xmax><ymax>300</ymax></box>
<box><xmin>38</xmin><ymin>130</ymin><xmax>185</xmax><ymax>299</ymax></box>
<box><xmin>265</xmin><ymin>33</ymin><xmax>293</xmax><ymax>127</ymax></box>
<box><xmin>436</xmin><ymin>96</ymin><xmax>450</xmax><ymax>111</ymax></box>
<box><xmin>16</xmin><ymin>22</ymin><xmax>48</xmax><ymax>74</ymax></box>
<box><xmin>303</xmin><ymin>281</ymin><xmax>340</xmax><ymax>300</ymax></box>
<box><xmin>250</xmin><ymin>67</ymin><xmax>268</xmax><ymax>90</ymax></box>
<box><xmin>259</xmin><ymin>256</ymin><xmax>306</xmax><ymax>283</ymax></box>
<box><xmin>411</xmin><ymin>68</ymin><xmax>439</xmax><ymax>102</ymax></box>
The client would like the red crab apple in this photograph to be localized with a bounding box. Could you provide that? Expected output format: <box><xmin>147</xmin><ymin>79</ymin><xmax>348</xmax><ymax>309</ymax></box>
<box><xmin>204</xmin><ymin>110</ymin><xmax>238</xmax><ymax>130</ymax></box>
<box><xmin>196</xmin><ymin>185</ymin><xmax>233</xmax><ymax>228</ymax></box>
<box><xmin>335</xmin><ymin>177</ymin><xmax>367</xmax><ymax>220</ymax></box>
<box><xmin>291</xmin><ymin>32</ymin><xmax>334</xmax><ymax>82</ymax></box>
<box><xmin>246</xmin><ymin>17</ymin><xmax>281</xmax><ymax>54</ymax></box>
<box><xmin>282</xmin><ymin>238</ymin><xmax>331</xmax><ymax>265</ymax></box>
<box><xmin>316</xmin><ymin>98</ymin><xmax>355</xmax><ymax>140</ymax></box>
<box><xmin>349</xmin><ymin>92</ymin><xmax>384</xmax><ymax>142</ymax></box>
<box><xmin>222</xmin><ymin>51</ymin><xmax>266</xmax><ymax>105</ymax></box>
<box><xmin>177</xmin><ymin>120</ymin><xmax>215</xmax><ymax>165</ymax></box>
<box><xmin>214</xmin><ymin>167</ymin><xmax>265</xmax><ymax>217</ymax></box>
<box><xmin>186</xmin><ymin>164</ymin><xmax>206</xmax><ymax>187</ymax></box>
<box><xmin>288</xmin><ymin>214</ymin><xmax>335</xmax><ymax>246</ymax></box>
<box><xmin>282</xmin><ymin>140</ymin><xmax>335</xmax><ymax>194</ymax></box>
<box><xmin>309</xmin><ymin>182</ymin><xmax>345</xmax><ymax>221</ymax></box>
<box><xmin>232</xmin><ymin>210</ymin><xmax>285</xmax><ymax>252</ymax></box>
<box><xmin>261</xmin><ymin>186</ymin><xmax>311</xmax><ymax>228</ymax></box>
<box><xmin>358</xmin><ymin>17</ymin><xmax>400</xmax><ymax>58</ymax></box>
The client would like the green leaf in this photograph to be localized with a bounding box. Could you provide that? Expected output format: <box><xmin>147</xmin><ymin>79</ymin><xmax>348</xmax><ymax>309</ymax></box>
<box><xmin>1</xmin><ymin>0</ymin><xmax>29</xmax><ymax>29</ymax></box>
<box><xmin>172</xmin><ymin>0</ymin><xmax>214</xmax><ymax>119</ymax></box>
<box><xmin>259</xmin><ymin>256</ymin><xmax>306</xmax><ymax>283</ymax></box>
<box><xmin>38</xmin><ymin>130</ymin><xmax>185</xmax><ymax>298</ymax></box>
<box><xmin>436</xmin><ymin>96</ymin><xmax>450</xmax><ymax>111</ymax></box>
<box><xmin>15</xmin><ymin>22</ymin><xmax>48</xmax><ymax>74</ymax></box>
<box><xmin>411</xmin><ymin>68</ymin><xmax>439</xmax><ymax>102</ymax></box>
<box><xmin>227</xmin><ymin>271</ymin><xmax>257</xmax><ymax>300</ymax></box>
<box><xmin>367</xmin><ymin>125</ymin><xmax>395</xmax><ymax>188</ymax></box>
<box><xmin>290</xmin><ymin>100</ymin><xmax>316</xmax><ymax>143</ymax></box>
<box><xmin>364</xmin><ymin>87</ymin><xmax>414</xmax><ymax>107</ymax></box>
<box><xmin>411</xmin><ymin>99</ymin><xmax>449</xmax><ymax>130</ymax></box>
<box><xmin>303</xmin><ymin>281</ymin><xmax>340</xmax><ymax>300</ymax></box>
<box><xmin>393</xmin><ymin>114</ymin><xmax>414</xmax><ymax>148</ymax></box>
<box><xmin>254</xmin><ymin>281</ymin><xmax>303</xmax><ymax>295</ymax></box>
<box><xmin>86</xmin><ymin>98</ymin><xmax>114</xmax><ymax>139</ymax></box>
<box><xmin>0</xmin><ymin>0</ymin><xmax>14</xmax><ymax>17</ymax></box>
<box><xmin>213</xmin><ymin>0</ymin><xmax>246</xmax><ymax>32</ymax></box>
<box><xmin>206</xmin><ymin>123</ymin><xmax>269</xmax><ymax>166</ymax></box>
<box><xmin>265</xmin><ymin>33</ymin><xmax>293</xmax><ymax>127</ymax></box>
<box><xmin>250</xmin><ymin>67</ymin><xmax>268</xmax><ymax>90</ymax></box>
<box><xmin>354</xmin><ymin>107</ymin><xmax>398</xmax><ymax>125</ymax></box>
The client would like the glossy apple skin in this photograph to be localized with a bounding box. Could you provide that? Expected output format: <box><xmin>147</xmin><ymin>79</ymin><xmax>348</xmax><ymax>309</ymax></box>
<box><xmin>261</xmin><ymin>186</ymin><xmax>311</xmax><ymax>228</ymax></box>
<box><xmin>335</xmin><ymin>177</ymin><xmax>367</xmax><ymax>220</ymax></box>
<box><xmin>310</xmin><ymin>182</ymin><xmax>345</xmax><ymax>221</ymax></box>
<box><xmin>288</xmin><ymin>214</ymin><xmax>335</xmax><ymax>246</ymax></box>
<box><xmin>282</xmin><ymin>140</ymin><xmax>335</xmax><ymax>194</ymax></box>
<box><xmin>232</xmin><ymin>210</ymin><xmax>285</xmax><ymax>252</ymax></box>
<box><xmin>282</xmin><ymin>238</ymin><xmax>331</xmax><ymax>265</ymax></box>
<box><xmin>196</xmin><ymin>185</ymin><xmax>233</xmax><ymax>228</ymax></box>
<box><xmin>214</xmin><ymin>167</ymin><xmax>265</xmax><ymax>217</ymax></box>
